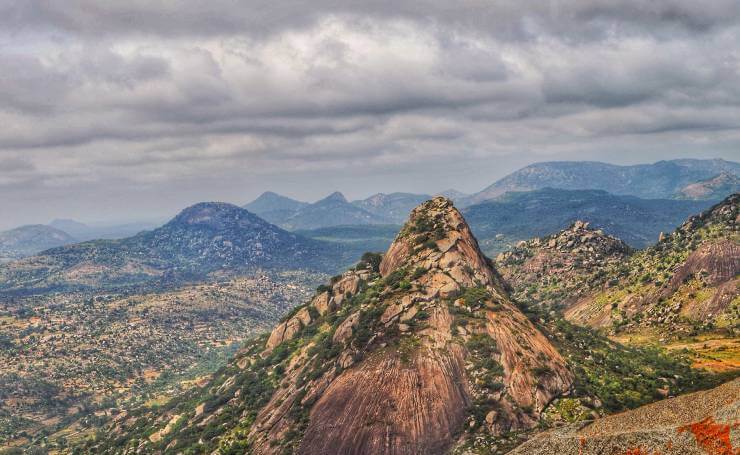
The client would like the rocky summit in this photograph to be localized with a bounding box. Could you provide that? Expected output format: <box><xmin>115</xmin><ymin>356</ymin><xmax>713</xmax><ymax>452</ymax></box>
<box><xmin>496</xmin><ymin>220</ymin><xmax>632</xmax><ymax>309</ymax></box>
<box><xmin>91</xmin><ymin>197</ymin><xmax>574</xmax><ymax>454</ymax></box>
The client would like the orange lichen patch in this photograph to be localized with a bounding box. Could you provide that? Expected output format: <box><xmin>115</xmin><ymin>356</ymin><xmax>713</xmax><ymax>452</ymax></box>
<box><xmin>625</xmin><ymin>447</ymin><xmax>660</xmax><ymax>455</ymax></box>
<box><xmin>678</xmin><ymin>417</ymin><xmax>740</xmax><ymax>455</ymax></box>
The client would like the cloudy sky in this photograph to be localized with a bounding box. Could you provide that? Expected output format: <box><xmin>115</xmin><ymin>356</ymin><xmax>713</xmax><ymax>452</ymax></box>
<box><xmin>1</xmin><ymin>1</ymin><xmax>740</xmax><ymax>229</ymax></box>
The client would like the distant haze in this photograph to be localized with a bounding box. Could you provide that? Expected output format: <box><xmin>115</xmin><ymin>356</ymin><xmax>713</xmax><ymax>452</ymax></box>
<box><xmin>1</xmin><ymin>2</ymin><xmax>740</xmax><ymax>229</ymax></box>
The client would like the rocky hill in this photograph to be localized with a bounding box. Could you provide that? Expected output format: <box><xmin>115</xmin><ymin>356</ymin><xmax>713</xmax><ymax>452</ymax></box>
<box><xmin>496</xmin><ymin>221</ymin><xmax>632</xmax><ymax>309</ymax></box>
<box><xmin>510</xmin><ymin>378</ymin><xmax>740</xmax><ymax>455</ymax></box>
<box><xmin>678</xmin><ymin>171</ymin><xmax>740</xmax><ymax>200</ymax></box>
<box><xmin>0</xmin><ymin>202</ymin><xmax>344</xmax><ymax>294</ymax></box>
<box><xmin>565</xmin><ymin>193</ymin><xmax>739</xmax><ymax>337</ymax></box>
<box><xmin>0</xmin><ymin>225</ymin><xmax>76</xmax><ymax>261</ymax></box>
<box><xmin>463</xmin><ymin>159</ymin><xmax>739</xmax><ymax>205</ymax></box>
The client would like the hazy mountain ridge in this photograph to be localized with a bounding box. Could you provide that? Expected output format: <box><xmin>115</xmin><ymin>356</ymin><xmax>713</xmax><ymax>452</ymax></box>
<box><xmin>49</xmin><ymin>218</ymin><xmax>159</xmax><ymax>241</ymax></box>
<box><xmin>463</xmin><ymin>158</ymin><xmax>740</xmax><ymax>205</ymax></box>
<box><xmin>0</xmin><ymin>225</ymin><xmax>76</xmax><ymax>261</ymax></box>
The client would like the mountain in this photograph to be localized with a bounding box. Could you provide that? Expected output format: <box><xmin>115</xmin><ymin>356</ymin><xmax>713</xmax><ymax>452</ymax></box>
<box><xmin>463</xmin><ymin>158</ymin><xmax>740</xmax><ymax>205</ymax></box>
<box><xmin>677</xmin><ymin>171</ymin><xmax>740</xmax><ymax>200</ymax></box>
<box><xmin>511</xmin><ymin>378</ymin><xmax>740</xmax><ymax>455</ymax></box>
<box><xmin>565</xmin><ymin>193</ymin><xmax>739</xmax><ymax>337</ymax></box>
<box><xmin>0</xmin><ymin>224</ymin><xmax>76</xmax><ymax>261</ymax></box>
<box><xmin>462</xmin><ymin>188</ymin><xmax>714</xmax><ymax>254</ymax></box>
<box><xmin>242</xmin><ymin>191</ymin><xmax>309</xmax><ymax>225</ymax></box>
<box><xmin>0</xmin><ymin>202</ymin><xmax>344</xmax><ymax>294</ymax></box>
<box><xmin>351</xmin><ymin>192</ymin><xmax>430</xmax><ymax>223</ymax></box>
<box><xmin>276</xmin><ymin>192</ymin><xmax>391</xmax><ymax>230</ymax></box>
<box><xmin>49</xmin><ymin>218</ymin><xmax>158</xmax><ymax>241</ymax></box>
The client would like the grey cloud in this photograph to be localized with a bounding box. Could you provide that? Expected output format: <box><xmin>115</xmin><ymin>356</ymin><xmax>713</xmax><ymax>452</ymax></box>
<box><xmin>0</xmin><ymin>1</ymin><xmax>739</xmax><ymax>228</ymax></box>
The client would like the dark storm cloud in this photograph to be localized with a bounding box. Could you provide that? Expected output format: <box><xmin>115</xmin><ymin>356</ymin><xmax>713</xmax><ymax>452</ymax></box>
<box><xmin>0</xmin><ymin>1</ymin><xmax>739</xmax><ymax>228</ymax></box>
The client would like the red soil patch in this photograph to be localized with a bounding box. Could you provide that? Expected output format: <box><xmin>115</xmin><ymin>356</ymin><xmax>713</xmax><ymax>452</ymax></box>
<box><xmin>678</xmin><ymin>417</ymin><xmax>739</xmax><ymax>455</ymax></box>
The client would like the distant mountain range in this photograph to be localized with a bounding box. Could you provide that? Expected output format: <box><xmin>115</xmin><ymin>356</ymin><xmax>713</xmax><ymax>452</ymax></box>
<box><xmin>293</xmin><ymin>189</ymin><xmax>718</xmax><ymax>256</ymax></box>
<box><xmin>243</xmin><ymin>159</ymin><xmax>738</xmax><ymax>230</ymax></box>
<box><xmin>0</xmin><ymin>202</ymin><xmax>345</xmax><ymax>295</ymax></box>
<box><xmin>2</xmin><ymin>158</ymin><xmax>736</xmax><ymax>267</ymax></box>
<box><xmin>0</xmin><ymin>225</ymin><xmax>76</xmax><ymax>262</ymax></box>
<box><xmin>49</xmin><ymin>218</ymin><xmax>158</xmax><ymax>241</ymax></box>
<box><xmin>461</xmin><ymin>158</ymin><xmax>739</xmax><ymax>205</ymax></box>
<box><xmin>245</xmin><ymin>191</ymin><xmax>431</xmax><ymax>229</ymax></box>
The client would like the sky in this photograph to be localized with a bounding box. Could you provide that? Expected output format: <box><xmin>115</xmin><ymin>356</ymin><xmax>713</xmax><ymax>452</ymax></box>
<box><xmin>1</xmin><ymin>1</ymin><xmax>740</xmax><ymax>229</ymax></box>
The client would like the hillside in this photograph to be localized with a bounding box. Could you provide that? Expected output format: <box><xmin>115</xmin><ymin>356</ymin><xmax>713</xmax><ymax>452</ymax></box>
<box><xmin>0</xmin><ymin>271</ymin><xmax>323</xmax><ymax>448</ymax></box>
<box><xmin>73</xmin><ymin>198</ymin><xmax>730</xmax><ymax>455</ymax></box>
<box><xmin>510</xmin><ymin>378</ymin><xmax>740</xmax><ymax>455</ymax></box>
<box><xmin>295</xmin><ymin>224</ymin><xmax>401</xmax><ymax>258</ymax></box>
<box><xmin>0</xmin><ymin>225</ymin><xmax>76</xmax><ymax>261</ymax></box>
<box><xmin>464</xmin><ymin>159</ymin><xmax>740</xmax><ymax>205</ymax></box>
<box><xmin>462</xmin><ymin>188</ymin><xmax>713</xmax><ymax>254</ymax></box>
<box><xmin>0</xmin><ymin>202</ymin><xmax>344</xmax><ymax>294</ymax></box>
<box><xmin>565</xmin><ymin>193</ymin><xmax>739</xmax><ymax>338</ymax></box>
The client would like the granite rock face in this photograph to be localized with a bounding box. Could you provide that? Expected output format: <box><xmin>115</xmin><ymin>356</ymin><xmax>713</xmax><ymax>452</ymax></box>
<box><xmin>510</xmin><ymin>378</ymin><xmax>740</xmax><ymax>455</ymax></box>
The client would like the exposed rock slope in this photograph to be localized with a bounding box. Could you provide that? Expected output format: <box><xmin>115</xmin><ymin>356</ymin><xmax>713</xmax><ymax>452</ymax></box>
<box><xmin>510</xmin><ymin>378</ymin><xmax>740</xmax><ymax>455</ymax></box>
<box><xmin>92</xmin><ymin>197</ymin><xmax>573</xmax><ymax>454</ymax></box>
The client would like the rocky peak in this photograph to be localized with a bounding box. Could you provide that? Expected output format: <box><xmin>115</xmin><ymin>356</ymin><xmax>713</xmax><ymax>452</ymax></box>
<box><xmin>380</xmin><ymin>197</ymin><xmax>500</xmax><ymax>287</ymax></box>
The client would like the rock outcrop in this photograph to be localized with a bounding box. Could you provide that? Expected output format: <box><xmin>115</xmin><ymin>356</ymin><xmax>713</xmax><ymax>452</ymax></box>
<box><xmin>510</xmin><ymin>378</ymin><xmax>740</xmax><ymax>455</ymax></box>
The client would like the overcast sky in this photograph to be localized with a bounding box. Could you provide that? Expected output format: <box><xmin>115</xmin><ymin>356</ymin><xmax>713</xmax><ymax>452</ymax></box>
<box><xmin>1</xmin><ymin>1</ymin><xmax>740</xmax><ymax>229</ymax></box>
